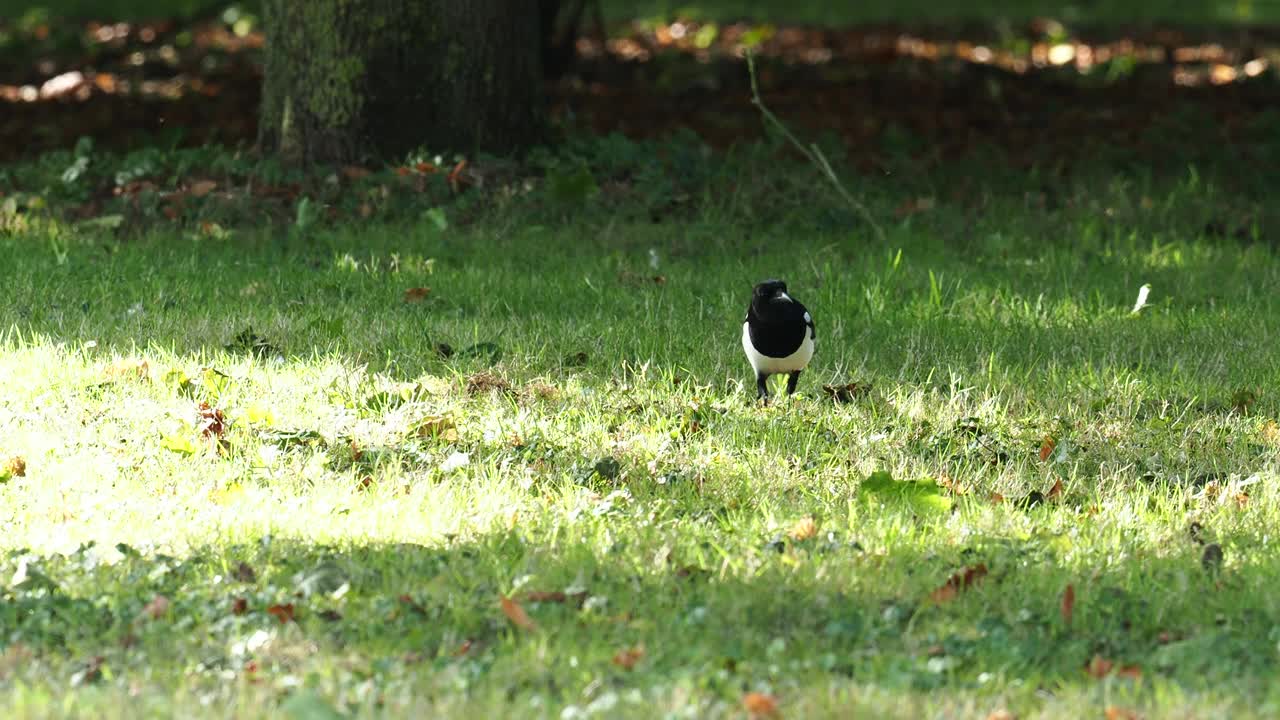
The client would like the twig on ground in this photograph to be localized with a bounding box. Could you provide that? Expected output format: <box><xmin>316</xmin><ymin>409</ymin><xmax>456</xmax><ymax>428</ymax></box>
<box><xmin>746</xmin><ymin>50</ymin><xmax>885</xmax><ymax>242</ymax></box>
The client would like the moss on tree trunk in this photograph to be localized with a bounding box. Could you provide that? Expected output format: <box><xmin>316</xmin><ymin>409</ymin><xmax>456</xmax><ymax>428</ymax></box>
<box><xmin>259</xmin><ymin>0</ymin><xmax>543</xmax><ymax>164</ymax></box>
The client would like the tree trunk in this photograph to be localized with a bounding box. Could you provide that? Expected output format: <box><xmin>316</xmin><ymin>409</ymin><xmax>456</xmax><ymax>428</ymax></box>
<box><xmin>259</xmin><ymin>0</ymin><xmax>543</xmax><ymax>164</ymax></box>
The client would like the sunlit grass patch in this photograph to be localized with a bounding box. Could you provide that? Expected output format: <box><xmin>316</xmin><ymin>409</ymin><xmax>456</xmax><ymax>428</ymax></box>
<box><xmin>3</xmin><ymin>155</ymin><xmax>1280</xmax><ymax>718</ymax></box>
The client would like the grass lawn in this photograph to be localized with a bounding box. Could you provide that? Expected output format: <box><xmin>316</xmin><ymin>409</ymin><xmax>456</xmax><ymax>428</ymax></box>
<box><xmin>3</xmin><ymin>134</ymin><xmax>1280</xmax><ymax>718</ymax></box>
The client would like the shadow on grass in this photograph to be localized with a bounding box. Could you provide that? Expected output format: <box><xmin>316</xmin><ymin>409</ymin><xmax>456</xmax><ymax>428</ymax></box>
<box><xmin>4</xmin><ymin>522</ymin><xmax>1278</xmax><ymax>710</ymax></box>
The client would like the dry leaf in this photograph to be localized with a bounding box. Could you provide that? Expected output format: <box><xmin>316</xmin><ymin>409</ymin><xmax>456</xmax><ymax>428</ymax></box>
<box><xmin>1060</xmin><ymin>583</ymin><xmax>1075</xmax><ymax>626</ymax></box>
<box><xmin>611</xmin><ymin>645</ymin><xmax>645</xmax><ymax>670</ymax></box>
<box><xmin>929</xmin><ymin>564</ymin><xmax>988</xmax><ymax>603</ymax></box>
<box><xmin>1086</xmin><ymin>655</ymin><xmax>1114</xmax><ymax>678</ymax></box>
<box><xmin>232</xmin><ymin>561</ymin><xmax>257</xmax><ymax>583</ymax></box>
<box><xmin>894</xmin><ymin>196</ymin><xmax>936</xmax><ymax>218</ymax></box>
<box><xmin>403</xmin><ymin>287</ymin><xmax>431</xmax><ymax>303</ymax></box>
<box><xmin>523</xmin><ymin>590</ymin><xmax>588</xmax><ymax>605</ymax></box>
<box><xmin>1046</xmin><ymin>477</ymin><xmax>1063</xmax><ymax>500</ymax></box>
<box><xmin>1087</xmin><ymin>655</ymin><xmax>1141</xmax><ymax>680</ymax></box>
<box><xmin>986</xmin><ymin>711</ymin><xmax>1016</xmax><ymax>720</ymax></box>
<box><xmin>500</xmin><ymin>595</ymin><xmax>537</xmax><ymax>631</ymax></box>
<box><xmin>447</xmin><ymin>159</ymin><xmax>469</xmax><ymax>191</ymax></box>
<box><xmin>231</xmin><ymin>597</ymin><xmax>248</xmax><ymax>615</ymax></box>
<box><xmin>142</xmin><ymin>594</ymin><xmax>170</xmax><ymax>619</ymax></box>
<box><xmin>788</xmin><ymin>517</ymin><xmax>818</xmax><ymax>542</ymax></box>
<box><xmin>3</xmin><ymin>456</ymin><xmax>26</xmax><ymax>478</ymax></box>
<box><xmin>938</xmin><ymin>473</ymin><xmax>968</xmax><ymax>495</ymax></box>
<box><xmin>414</xmin><ymin>414</ymin><xmax>457</xmax><ymax>441</ymax></box>
<box><xmin>1261</xmin><ymin>421</ymin><xmax>1280</xmax><ymax>446</ymax></box>
<box><xmin>266</xmin><ymin>603</ymin><xmax>295</xmax><ymax>624</ymax></box>
<box><xmin>197</xmin><ymin>402</ymin><xmax>227</xmax><ymax>438</ymax></box>
<box><xmin>742</xmin><ymin>691</ymin><xmax>780</xmax><ymax>718</ymax></box>
<box><xmin>1201</xmin><ymin>542</ymin><xmax>1225</xmax><ymax>574</ymax></box>
<box><xmin>398</xmin><ymin>594</ymin><xmax>429</xmax><ymax>616</ymax></box>
<box><xmin>1039</xmin><ymin>435</ymin><xmax>1055</xmax><ymax>462</ymax></box>
<box><xmin>1105</xmin><ymin>707</ymin><xmax>1142</xmax><ymax>720</ymax></box>
<box><xmin>988</xmin><ymin>492</ymin><xmax>1005</xmax><ymax>504</ymax></box>
<box><xmin>106</xmin><ymin>358</ymin><xmax>149</xmax><ymax>380</ymax></box>
<box><xmin>821</xmin><ymin>382</ymin><xmax>872</xmax><ymax>403</ymax></box>
<box><xmin>466</xmin><ymin>371</ymin><xmax>513</xmax><ymax>396</ymax></box>
<box><xmin>341</xmin><ymin>165</ymin><xmax>372</xmax><ymax>180</ymax></box>
<box><xmin>188</xmin><ymin>179</ymin><xmax>217</xmax><ymax>197</ymax></box>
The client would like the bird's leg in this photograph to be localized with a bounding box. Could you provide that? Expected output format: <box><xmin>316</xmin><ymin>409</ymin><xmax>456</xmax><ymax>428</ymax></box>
<box><xmin>786</xmin><ymin>370</ymin><xmax>802</xmax><ymax>396</ymax></box>
<box><xmin>756</xmin><ymin>372</ymin><xmax>770</xmax><ymax>402</ymax></box>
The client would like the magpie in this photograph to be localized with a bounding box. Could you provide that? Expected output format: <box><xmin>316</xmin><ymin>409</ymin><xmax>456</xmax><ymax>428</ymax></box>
<box><xmin>742</xmin><ymin>279</ymin><xmax>815</xmax><ymax>401</ymax></box>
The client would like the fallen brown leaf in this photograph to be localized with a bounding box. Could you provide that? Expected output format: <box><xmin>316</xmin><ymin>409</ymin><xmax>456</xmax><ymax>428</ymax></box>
<box><xmin>231</xmin><ymin>597</ymin><xmax>248</xmax><ymax>615</ymax></box>
<box><xmin>1086</xmin><ymin>655</ymin><xmax>1113</xmax><ymax>678</ymax></box>
<box><xmin>398</xmin><ymin>594</ymin><xmax>429</xmax><ymax>616</ymax></box>
<box><xmin>938</xmin><ymin>473</ymin><xmax>968</xmax><ymax>495</ymax></box>
<box><xmin>105</xmin><ymin>358</ymin><xmax>149</xmax><ymax>380</ymax></box>
<box><xmin>929</xmin><ymin>563</ymin><xmax>988</xmax><ymax>603</ymax></box>
<box><xmin>1105</xmin><ymin>706</ymin><xmax>1142</xmax><ymax>720</ymax></box>
<box><xmin>1202</xmin><ymin>543</ymin><xmax>1224</xmax><ymax>573</ymax></box>
<box><xmin>232</xmin><ymin>561</ymin><xmax>256</xmax><ymax>583</ymax></box>
<box><xmin>821</xmin><ymin>381</ymin><xmax>872</xmax><ymax>403</ymax></box>
<box><xmin>523</xmin><ymin>590</ymin><xmax>588</xmax><ymax>605</ymax></box>
<box><xmin>500</xmin><ymin>595</ymin><xmax>537</xmax><ymax>631</ymax></box>
<box><xmin>266</xmin><ymin>603</ymin><xmax>295</xmax><ymax>624</ymax></box>
<box><xmin>403</xmin><ymin>286</ymin><xmax>431</xmax><ymax>303</ymax></box>
<box><xmin>788</xmin><ymin>516</ymin><xmax>818</xmax><ymax>542</ymax></box>
<box><xmin>341</xmin><ymin>165</ymin><xmax>372</xmax><ymax>180</ymax></box>
<box><xmin>197</xmin><ymin>402</ymin><xmax>227</xmax><ymax>438</ymax></box>
<box><xmin>611</xmin><ymin>644</ymin><xmax>645</xmax><ymax>670</ymax></box>
<box><xmin>1061</xmin><ymin>583</ymin><xmax>1075</xmax><ymax>626</ymax></box>
<box><xmin>466</xmin><ymin>371</ymin><xmax>512</xmax><ymax>396</ymax></box>
<box><xmin>1087</xmin><ymin>654</ymin><xmax>1141</xmax><ymax>680</ymax></box>
<box><xmin>1261</xmin><ymin>421</ymin><xmax>1280</xmax><ymax>446</ymax></box>
<box><xmin>141</xmin><ymin>594</ymin><xmax>170</xmax><ymax>619</ymax></box>
<box><xmin>1046</xmin><ymin>477</ymin><xmax>1063</xmax><ymax>500</ymax></box>
<box><xmin>894</xmin><ymin>196</ymin><xmax>936</xmax><ymax>218</ymax></box>
<box><xmin>742</xmin><ymin>691</ymin><xmax>780</xmax><ymax>718</ymax></box>
<box><xmin>413</xmin><ymin>414</ymin><xmax>457</xmax><ymax>441</ymax></box>
<box><xmin>188</xmin><ymin>179</ymin><xmax>217</xmax><ymax>197</ymax></box>
<box><xmin>447</xmin><ymin>159</ymin><xmax>469</xmax><ymax>191</ymax></box>
<box><xmin>986</xmin><ymin>710</ymin><xmax>1016</xmax><ymax>720</ymax></box>
<box><xmin>1039</xmin><ymin>435</ymin><xmax>1055</xmax><ymax>462</ymax></box>
<box><xmin>3</xmin><ymin>456</ymin><xmax>26</xmax><ymax>479</ymax></box>
<box><xmin>452</xmin><ymin>638</ymin><xmax>475</xmax><ymax>656</ymax></box>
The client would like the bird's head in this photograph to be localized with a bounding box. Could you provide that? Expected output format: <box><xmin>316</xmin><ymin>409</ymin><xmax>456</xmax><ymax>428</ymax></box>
<box><xmin>753</xmin><ymin>279</ymin><xmax>791</xmax><ymax>303</ymax></box>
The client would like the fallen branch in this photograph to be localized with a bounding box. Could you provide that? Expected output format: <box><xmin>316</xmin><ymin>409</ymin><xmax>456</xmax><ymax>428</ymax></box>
<box><xmin>746</xmin><ymin>50</ymin><xmax>885</xmax><ymax>242</ymax></box>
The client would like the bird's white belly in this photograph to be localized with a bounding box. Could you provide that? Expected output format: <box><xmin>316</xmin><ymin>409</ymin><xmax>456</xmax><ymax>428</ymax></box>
<box><xmin>742</xmin><ymin>322</ymin><xmax>814</xmax><ymax>374</ymax></box>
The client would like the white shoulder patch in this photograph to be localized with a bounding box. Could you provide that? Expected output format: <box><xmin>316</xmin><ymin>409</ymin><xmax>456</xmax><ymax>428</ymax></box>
<box><xmin>803</xmin><ymin>311</ymin><xmax>812</xmax><ymax>324</ymax></box>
